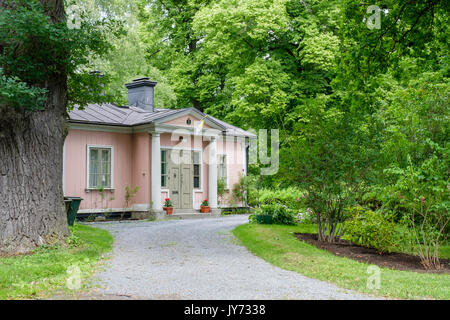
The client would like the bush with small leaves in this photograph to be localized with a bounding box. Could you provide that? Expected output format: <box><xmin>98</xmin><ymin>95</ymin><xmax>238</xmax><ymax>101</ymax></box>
<box><xmin>343</xmin><ymin>206</ymin><xmax>398</xmax><ymax>254</ymax></box>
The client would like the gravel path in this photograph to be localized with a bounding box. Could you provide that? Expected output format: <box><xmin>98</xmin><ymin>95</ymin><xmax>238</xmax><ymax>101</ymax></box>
<box><xmin>88</xmin><ymin>215</ymin><xmax>376</xmax><ymax>300</ymax></box>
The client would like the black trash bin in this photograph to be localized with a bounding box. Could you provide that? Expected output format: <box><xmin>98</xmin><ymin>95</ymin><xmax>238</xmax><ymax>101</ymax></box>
<box><xmin>64</xmin><ymin>197</ymin><xmax>83</xmax><ymax>226</ymax></box>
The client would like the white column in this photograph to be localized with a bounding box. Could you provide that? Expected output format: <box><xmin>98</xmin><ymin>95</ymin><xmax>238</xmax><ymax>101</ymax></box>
<box><xmin>239</xmin><ymin>136</ymin><xmax>247</xmax><ymax>175</ymax></box>
<box><xmin>151</xmin><ymin>132</ymin><xmax>162</xmax><ymax>211</ymax></box>
<box><xmin>208</xmin><ymin>136</ymin><xmax>218</xmax><ymax>208</ymax></box>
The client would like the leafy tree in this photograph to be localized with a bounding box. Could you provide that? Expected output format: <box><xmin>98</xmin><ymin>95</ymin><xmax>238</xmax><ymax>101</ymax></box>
<box><xmin>0</xmin><ymin>0</ymin><xmax>117</xmax><ymax>255</ymax></box>
<box><xmin>73</xmin><ymin>0</ymin><xmax>177</xmax><ymax>108</ymax></box>
<box><xmin>137</xmin><ymin>0</ymin><xmax>212</xmax><ymax>110</ymax></box>
<box><xmin>386</xmin><ymin>153</ymin><xmax>449</xmax><ymax>269</ymax></box>
<box><xmin>335</xmin><ymin>0</ymin><xmax>448</xmax><ymax>112</ymax></box>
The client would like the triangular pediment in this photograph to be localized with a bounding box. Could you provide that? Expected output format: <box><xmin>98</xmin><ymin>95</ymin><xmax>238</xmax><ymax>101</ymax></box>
<box><xmin>154</xmin><ymin>108</ymin><xmax>225</xmax><ymax>131</ymax></box>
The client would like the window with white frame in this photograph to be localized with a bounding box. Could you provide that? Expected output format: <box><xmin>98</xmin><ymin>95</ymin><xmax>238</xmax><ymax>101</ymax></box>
<box><xmin>88</xmin><ymin>146</ymin><xmax>112</xmax><ymax>189</ymax></box>
<box><xmin>161</xmin><ymin>149</ymin><xmax>168</xmax><ymax>188</ymax></box>
<box><xmin>217</xmin><ymin>154</ymin><xmax>227</xmax><ymax>188</ymax></box>
<box><xmin>193</xmin><ymin>151</ymin><xmax>201</xmax><ymax>189</ymax></box>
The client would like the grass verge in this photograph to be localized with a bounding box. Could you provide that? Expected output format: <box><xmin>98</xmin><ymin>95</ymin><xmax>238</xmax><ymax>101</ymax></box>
<box><xmin>0</xmin><ymin>224</ymin><xmax>113</xmax><ymax>299</ymax></box>
<box><xmin>232</xmin><ymin>223</ymin><xmax>450</xmax><ymax>300</ymax></box>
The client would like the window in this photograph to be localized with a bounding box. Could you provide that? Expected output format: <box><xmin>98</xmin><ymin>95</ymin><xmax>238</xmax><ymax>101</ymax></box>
<box><xmin>217</xmin><ymin>154</ymin><xmax>227</xmax><ymax>188</ymax></box>
<box><xmin>193</xmin><ymin>151</ymin><xmax>201</xmax><ymax>189</ymax></box>
<box><xmin>88</xmin><ymin>146</ymin><xmax>112</xmax><ymax>189</ymax></box>
<box><xmin>161</xmin><ymin>150</ymin><xmax>168</xmax><ymax>188</ymax></box>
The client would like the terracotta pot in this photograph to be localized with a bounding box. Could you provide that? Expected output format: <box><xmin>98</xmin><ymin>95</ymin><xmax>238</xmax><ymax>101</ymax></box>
<box><xmin>163</xmin><ymin>207</ymin><xmax>173</xmax><ymax>215</ymax></box>
<box><xmin>200</xmin><ymin>206</ymin><xmax>210</xmax><ymax>213</ymax></box>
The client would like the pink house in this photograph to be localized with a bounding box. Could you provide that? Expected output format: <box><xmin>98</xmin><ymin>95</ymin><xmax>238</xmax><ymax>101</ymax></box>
<box><xmin>63</xmin><ymin>78</ymin><xmax>255</xmax><ymax>216</ymax></box>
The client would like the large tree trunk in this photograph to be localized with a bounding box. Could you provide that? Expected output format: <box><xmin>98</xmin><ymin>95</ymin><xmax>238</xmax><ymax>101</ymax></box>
<box><xmin>0</xmin><ymin>0</ymin><xmax>69</xmax><ymax>256</ymax></box>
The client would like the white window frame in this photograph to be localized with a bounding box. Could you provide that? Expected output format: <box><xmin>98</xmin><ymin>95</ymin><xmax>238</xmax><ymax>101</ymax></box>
<box><xmin>86</xmin><ymin>145</ymin><xmax>114</xmax><ymax>190</ymax></box>
<box><xmin>193</xmin><ymin>150</ymin><xmax>202</xmax><ymax>190</ymax></box>
<box><xmin>217</xmin><ymin>153</ymin><xmax>229</xmax><ymax>189</ymax></box>
<box><xmin>161</xmin><ymin>149</ymin><xmax>169</xmax><ymax>188</ymax></box>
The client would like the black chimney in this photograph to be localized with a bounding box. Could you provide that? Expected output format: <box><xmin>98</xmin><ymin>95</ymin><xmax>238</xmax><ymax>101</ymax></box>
<box><xmin>125</xmin><ymin>77</ymin><xmax>157</xmax><ymax>112</ymax></box>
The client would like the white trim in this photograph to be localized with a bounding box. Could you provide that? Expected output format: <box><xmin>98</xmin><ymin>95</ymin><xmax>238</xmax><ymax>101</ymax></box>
<box><xmin>161</xmin><ymin>189</ymin><xmax>170</xmax><ymax>198</ymax></box>
<box><xmin>208</xmin><ymin>137</ymin><xmax>218</xmax><ymax>208</ymax></box>
<box><xmin>193</xmin><ymin>150</ymin><xmax>203</xmax><ymax>191</ymax></box>
<box><xmin>150</xmin><ymin>123</ymin><xmax>222</xmax><ymax>137</ymax></box>
<box><xmin>68</xmin><ymin>121</ymin><xmax>254</xmax><ymax>139</ymax></box>
<box><xmin>86</xmin><ymin>144</ymin><xmax>114</xmax><ymax>190</ymax></box>
<box><xmin>131</xmin><ymin>203</ymin><xmax>151</xmax><ymax>211</ymax></box>
<box><xmin>239</xmin><ymin>137</ymin><xmax>247</xmax><ymax>175</ymax></box>
<box><xmin>151</xmin><ymin>133</ymin><xmax>163</xmax><ymax>211</ymax></box>
<box><xmin>160</xmin><ymin>146</ymin><xmax>202</xmax><ymax>152</ymax></box>
<box><xmin>69</xmin><ymin>122</ymin><xmax>133</xmax><ymax>133</ymax></box>
<box><xmin>77</xmin><ymin>208</ymin><xmax>131</xmax><ymax>214</ymax></box>
<box><xmin>160</xmin><ymin>149</ymin><xmax>169</xmax><ymax>189</ymax></box>
<box><xmin>63</xmin><ymin>140</ymin><xmax>66</xmax><ymax>194</ymax></box>
<box><xmin>153</xmin><ymin>109</ymin><xmax>225</xmax><ymax>131</ymax></box>
<box><xmin>217</xmin><ymin>152</ymin><xmax>230</xmax><ymax>189</ymax></box>
<box><xmin>77</xmin><ymin>207</ymin><xmax>145</xmax><ymax>214</ymax></box>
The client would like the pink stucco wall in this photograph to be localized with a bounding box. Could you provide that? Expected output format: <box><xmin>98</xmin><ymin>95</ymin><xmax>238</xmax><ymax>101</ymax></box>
<box><xmin>64</xmin><ymin>127</ymin><xmax>246</xmax><ymax>211</ymax></box>
<box><xmin>216</xmin><ymin>137</ymin><xmax>246</xmax><ymax>206</ymax></box>
<box><xmin>64</xmin><ymin>129</ymin><xmax>133</xmax><ymax>210</ymax></box>
<box><xmin>131</xmin><ymin>132</ymin><xmax>151</xmax><ymax>205</ymax></box>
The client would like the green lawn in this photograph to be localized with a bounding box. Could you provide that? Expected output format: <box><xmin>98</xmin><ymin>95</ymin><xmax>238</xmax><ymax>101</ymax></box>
<box><xmin>0</xmin><ymin>224</ymin><xmax>113</xmax><ymax>299</ymax></box>
<box><xmin>233</xmin><ymin>223</ymin><xmax>450</xmax><ymax>300</ymax></box>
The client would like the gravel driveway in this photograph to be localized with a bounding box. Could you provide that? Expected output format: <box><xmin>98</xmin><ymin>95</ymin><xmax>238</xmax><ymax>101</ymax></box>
<box><xmin>88</xmin><ymin>215</ymin><xmax>375</xmax><ymax>300</ymax></box>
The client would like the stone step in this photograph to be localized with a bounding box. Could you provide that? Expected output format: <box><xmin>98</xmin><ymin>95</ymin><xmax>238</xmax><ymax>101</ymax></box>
<box><xmin>172</xmin><ymin>209</ymin><xmax>199</xmax><ymax>214</ymax></box>
<box><xmin>165</xmin><ymin>213</ymin><xmax>216</xmax><ymax>220</ymax></box>
<box><xmin>159</xmin><ymin>208</ymin><xmax>221</xmax><ymax>220</ymax></box>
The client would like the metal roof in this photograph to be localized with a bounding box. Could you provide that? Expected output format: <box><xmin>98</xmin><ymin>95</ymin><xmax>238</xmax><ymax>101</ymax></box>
<box><xmin>68</xmin><ymin>103</ymin><xmax>256</xmax><ymax>138</ymax></box>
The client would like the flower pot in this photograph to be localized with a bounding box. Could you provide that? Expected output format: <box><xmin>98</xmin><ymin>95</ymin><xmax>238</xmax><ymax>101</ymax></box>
<box><xmin>200</xmin><ymin>206</ymin><xmax>210</xmax><ymax>213</ymax></box>
<box><xmin>163</xmin><ymin>207</ymin><xmax>173</xmax><ymax>215</ymax></box>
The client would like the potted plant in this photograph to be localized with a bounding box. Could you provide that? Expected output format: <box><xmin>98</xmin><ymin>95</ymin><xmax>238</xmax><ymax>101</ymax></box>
<box><xmin>163</xmin><ymin>198</ymin><xmax>174</xmax><ymax>215</ymax></box>
<box><xmin>200</xmin><ymin>199</ymin><xmax>210</xmax><ymax>213</ymax></box>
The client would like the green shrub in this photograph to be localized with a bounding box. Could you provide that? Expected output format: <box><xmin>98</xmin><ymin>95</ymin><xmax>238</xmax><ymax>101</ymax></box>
<box><xmin>249</xmin><ymin>202</ymin><xmax>297</xmax><ymax>225</ymax></box>
<box><xmin>297</xmin><ymin>208</ymin><xmax>317</xmax><ymax>224</ymax></box>
<box><xmin>250</xmin><ymin>187</ymin><xmax>307</xmax><ymax>210</ymax></box>
<box><xmin>343</xmin><ymin>206</ymin><xmax>398</xmax><ymax>254</ymax></box>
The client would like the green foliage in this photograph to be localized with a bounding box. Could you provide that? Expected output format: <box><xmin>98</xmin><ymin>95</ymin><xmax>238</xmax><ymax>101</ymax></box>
<box><xmin>0</xmin><ymin>0</ymin><xmax>123</xmax><ymax>110</ymax></box>
<box><xmin>250</xmin><ymin>202</ymin><xmax>297</xmax><ymax>226</ymax></box>
<box><xmin>163</xmin><ymin>198</ymin><xmax>173</xmax><ymax>208</ymax></box>
<box><xmin>231</xmin><ymin>174</ymin><xmax>251</xmax><ymax>206</ymax></box>
<box><xmin>233</xmin><ymin>223</ymin><xmax>450</xmax><ymax>299</ymax></box>
<box><xmin>217</xmin><ymin>178</ymin><xmax>227</xmax><ymax>206</ymax></box>
<box><xmin>0</xmin><ymin>224</ymin><xmax>113</xmax><ymax>299</ymax></box>
<box><xmin>74</xmin><ymin>0</ymin><xmax>177</xmax><ymax>108</ymax></box>
<box><xmin>343</xmin><ymin>206</ymin><xmax>398</xmax><ymax>254</ymax></box>
<box><xmin>124</xmin><ymin>185</ymin><xmax>139</xmax><ymax>207</ymax></box>
<box><xmin>336</xmin><ymin>0</ymin><xmax>448</xmax><ymax>111</ymax></box>
<box><xmin>0</xmin><ymin>68</ymin><xmax>47</xmax><ymax>110</ymax></box>
<box><xmin>250</xmin><ymin>187</ymin><xmax>306</xmax><ymax>211</ymax></box>
<box><xmin>135</xmin><ymin>0</ymin><xmax>448</xmax><ymax>249</ymax></box>
<box><xmin>137</xmin><ymin>0</ymin><xmax>213</xmax><ymax>110</ymax></box>
<box><xmin>384</xmin><ymin>153</ymin><xmax>449</xmax><ymax>269</ymax></box>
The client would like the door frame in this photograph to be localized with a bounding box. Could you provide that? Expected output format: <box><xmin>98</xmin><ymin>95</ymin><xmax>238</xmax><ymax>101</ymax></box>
<box><xmin>160</xmin><ymin>146</ymin><xmax>203</xmax><ymax>209</ymax></box>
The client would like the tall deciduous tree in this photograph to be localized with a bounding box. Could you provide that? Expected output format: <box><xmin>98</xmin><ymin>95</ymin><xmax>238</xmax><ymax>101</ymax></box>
<box><xmin>138</xmin><ymin>0</ymin><xmax>212</xmax><ymax>111</ymax></box>
<box><xmin>0</xmin><ymin>0</ymin><xmax>115</xmax><ymax>255</ymax></box>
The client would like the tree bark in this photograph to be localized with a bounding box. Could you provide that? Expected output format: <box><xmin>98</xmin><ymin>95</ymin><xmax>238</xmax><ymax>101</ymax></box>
<box><xmin>0</xmin><ymin>0</ymin><xmax>69</xmax><ymax>256</ymax></box>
